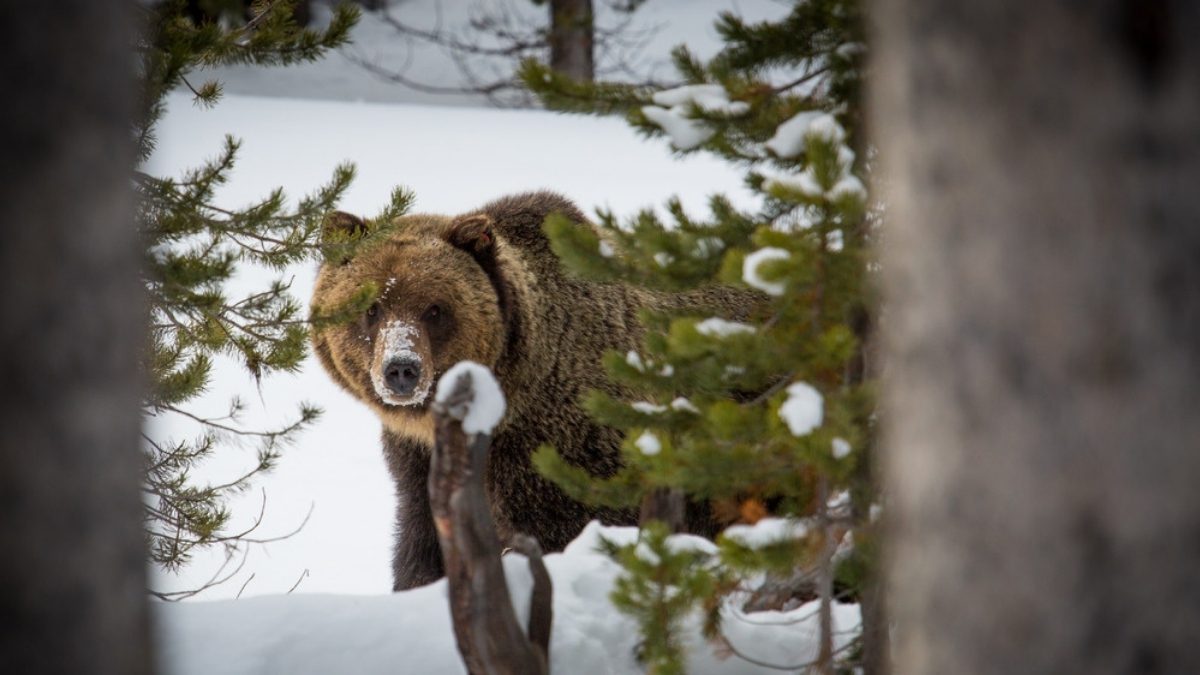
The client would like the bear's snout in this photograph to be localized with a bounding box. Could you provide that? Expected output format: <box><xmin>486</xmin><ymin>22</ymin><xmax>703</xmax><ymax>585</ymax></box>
<box><xmin>383</xmin><ymin>358</ymin><xmax>421</xmax><ymax>397</ymax></box>
<box><xmin>371</xmin><ymin>319</ymin><xmax>432</xmax><ymax>407</ymax></box>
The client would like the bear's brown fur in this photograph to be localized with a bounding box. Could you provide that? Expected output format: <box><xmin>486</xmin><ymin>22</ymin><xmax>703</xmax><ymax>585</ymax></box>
<box><xmin>312</xmin><ymin>192</ymin><xmax>759</xmax><ymax>590</ymax></box>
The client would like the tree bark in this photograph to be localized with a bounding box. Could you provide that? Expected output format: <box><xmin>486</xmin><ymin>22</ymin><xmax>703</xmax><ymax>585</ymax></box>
<box><xmin>430</xmin><ymin>370</ymin><xmax>551</xmax><ymax>675</ymax></box>
<box><xmin>872</xmin><ymin>1</ymin><xmax>1200</xmax><ymax>673</ymax></box>
<box><xmin>548</xmin><ymin>0</ymin><xmax>594</xmax><ymax>82</ymax></box>
<box><xmin>0</xmin><ymin>3</ymin><xmax>150</xmax><ymax>674</ymax></box>
<box><xmin>639</xmin><ymin>487</ymin><xmax>685</xmax><ymax>532</ymax></box>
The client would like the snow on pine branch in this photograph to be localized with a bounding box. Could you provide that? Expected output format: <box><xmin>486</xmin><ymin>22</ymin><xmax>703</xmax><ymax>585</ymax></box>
<box><xmin>641</xmin><ymin>84</ymin><xmax>749</xmax><ymax>150</ymax></box>
<box><xmin>742</xmin><ymin>247</ymin><xmax>791</xmax><ymax>296</ymax></box>
<box><xmin>779</xmin><ymin>382</ymin><xmax>823</xmax><ymax>436</ymax></box>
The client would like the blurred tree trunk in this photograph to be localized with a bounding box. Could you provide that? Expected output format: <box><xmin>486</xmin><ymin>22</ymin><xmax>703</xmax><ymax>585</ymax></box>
<box><xmin>872</xmin><ymin>1</ymin><xmax>1200</xmax><ymax>673</ymax></box>
<box><xmin>0</xmin><ymin>3</ymin><xmax>150</xmax><ymax>674</ymax></box>
<box><xmin>548</xmin><ymin>0</ymin><xmax>594</xmax><ymax>81</ymax></box>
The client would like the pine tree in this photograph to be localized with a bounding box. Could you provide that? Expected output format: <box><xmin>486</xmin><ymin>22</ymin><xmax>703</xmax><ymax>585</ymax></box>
<box><xmin>135</xmin><ymin>0</ymin><xmax>411</xmax><ymax>593</ymax></box>
<box><xmin>523</xmin><ymin>1</ymin><xmax>883</xmax><ymax>672</ymax></box>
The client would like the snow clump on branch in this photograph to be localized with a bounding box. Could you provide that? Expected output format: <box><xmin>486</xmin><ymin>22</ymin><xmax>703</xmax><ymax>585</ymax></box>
<box><xmin>742</xmin><ymin>247</ymin><xmax>791</xmax><ymax>296</ymax></box>
<box><xmin>695</xmin><ymin>317</ymin><xmax>756</xmax><ymax>337</ymax></box>
<box><xmin>779</xmin><ymin>382</ymin><xmax>823</xmax><ymax>436</ymax></box>
<box><xmin>435</xmin><ymin>361</ymin><xmax>506</xmax><ymax>435</ymax></box>
<box><xmin>641</xmin><ymin>84</ymin><xmax>749</xmax><ymax>150</ymax></box>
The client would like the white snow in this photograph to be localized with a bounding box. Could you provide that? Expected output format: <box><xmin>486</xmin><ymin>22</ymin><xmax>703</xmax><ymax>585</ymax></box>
<box><xmin>779</xmin><ymin>382</ymin><xmax>823</xmax><ymax>436</ymax></box>
<box><xmin>764</xmin><ymin>110</ymin><xmax>823</xmax><ymax>158</ymax></box>
<box><xmin>763</xmin><ymin>167</ymin><xmax>823</xmax><ymax>198</ymax></box>
<box><xmin>763</xmin><ymin>113</ymin><xmax>866</xmax><ymax>207</ymax></box>
<box><xmin>635</xmin><ymin>431</ymin><xmax>662</xmax><ymax>456</ymax></box>
<box><xmin>651</xmin><ymin>84</ymin><xmax>750</xmax><ymax>115</ymax></box>
<box><xmin>598</xmin><ymin>239</ymin><xmax>616</xmax><ymax>258</ymax></box>
<box><xmin>156</xmin><ymin>522</ymin><xmax>859</xmax><ymax>674</ymax></box>
<box><xmin>642</xmin><ymin>83</ymin><xmax>749</xmax><ymax>150</ymax></box>
<box><xmin>625</xmin><ymin>350</ymin><xmax>644</xmax><ymax>371</ymax></box>
<box><xmin>831</xmin><ymin>437</ymin><xmax>852</xmax><ymax>459</ymax></box>
<box><xmin>142</xmin><ymin>2</ymin><xmax>867</xmax><ymax>668</ymax></box>
<box><xmin>641</xmin><ymin>105</ymin><xmax>715</xmax><ymax>151</ymax></box>
<box><xmin>670</xmin><ymin>397</ymin><xmax>700</xmax><ymax>414</ymax></box>
<box><xmin>694</xmin><ymin>236</ymin><xmax>725</xmax><ymax>257</ymax></box>
<box><xmin>826</xmin><ymin>229</ymin><xmax>845</xmax><ymax>252</ymax></box>
<box><xmin>632</xmin><ymin>401</ymin><xmax>668</xmax><ymax>415</ymax></box>
<box><xmin>654</xmin><ymin>251</ymin><xmax>675</xmax><ymax>267</ymax></box>
<box><xmin>372</xmin><ymin>320</ymin><xmax>429</xmax><ymax>406</ymax></box>
<box><xmin>722</xmin><ymin>518</ymin><xmax>810</xmax><ymax>549</ymax></box>
<box><xmin>742</xmin><ymin>247</ymin><xmax>791</xmax><ymax>296</ymax></box>
<box><xmin>826</xmin><ymin>490</ymin><xmax>852</xmax><ymax>519</ymax></box>
<box><xmin>635</xmin><ymin>540</ymin><xmax>662</xmax><ymax>565</ymax></box>
<box><xmin>434</xmin><ymin>361</ymin><xmax>506</xmax><ymax>435</ymax></box>
<box><xmin>660</xmin><ymin>364</ymin><xmax>675</xmax><ymax>377</ymax></box>
<box><xmin>835</xmin><ymin>42</ymin><xmax>867</xmax><ymax>59</ymax></box>
<box><xmin>869</xmin><ymin>504</ymin><xmax>883</xmax><ymax>523</ymax></box>
<box><xmin>805</xmin><ymin>113</ymin><xmax>846</xmax><ymax>145</ymax></box>
<box><xmin>144</xmin><ymin>91</ymin><xmax>755</xmax><ymax>601</ymax></box>
<box><xmin>695</xmin><ymin>317</ymin><xmax>756</xmax><ymax>337</ymax></box>
<box><xmin>829</xmin><ymin>175</ymin><xmax>867</xmax><ymax>202</ymax></box>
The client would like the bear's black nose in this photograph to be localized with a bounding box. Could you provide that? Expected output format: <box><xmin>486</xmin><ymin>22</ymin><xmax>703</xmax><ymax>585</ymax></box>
<box><xmin>384</xmin><ymin>358</ymin><xmax>421</xmax><ymax>396</ymax></box>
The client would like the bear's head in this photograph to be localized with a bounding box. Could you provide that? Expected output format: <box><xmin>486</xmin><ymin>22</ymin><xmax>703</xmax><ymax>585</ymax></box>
<box><xmin>311</xmin><ymin>211</ymin><xmax>509</xmax><ymax>444</ymax></box>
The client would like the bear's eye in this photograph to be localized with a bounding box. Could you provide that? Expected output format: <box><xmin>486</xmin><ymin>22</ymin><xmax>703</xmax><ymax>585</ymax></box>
<box><xmin>423</xmin><ymin>304</ymin><xmax>442</xmax><ymax>322</ymax></box>
<box><xmin>366</xmin><ymin>302</ymin><xmax>380</xmax><ymax>321</ymax></box>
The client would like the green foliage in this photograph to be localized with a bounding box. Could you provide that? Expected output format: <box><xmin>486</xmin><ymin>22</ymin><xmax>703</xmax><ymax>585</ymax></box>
<box><xmin>601</xmin><ymin>524</ymin><xmax>732</xmax><ymax>674</ymax></box>
<box><xmin>136</xmin><ymin>1</ymin><xmax>411</xmax><ymax>590</ymax></box>
<box><xmin>526</xmin><ymin>0</ymin><xmax>877</xmax><ymax>670</ymax></box>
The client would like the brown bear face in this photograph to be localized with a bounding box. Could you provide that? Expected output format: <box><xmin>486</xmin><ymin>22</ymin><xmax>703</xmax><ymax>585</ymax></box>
<box><xmin>312</xmin><ymin>213</ymin><xmax>505</xmax><ymax>445</ymax></box>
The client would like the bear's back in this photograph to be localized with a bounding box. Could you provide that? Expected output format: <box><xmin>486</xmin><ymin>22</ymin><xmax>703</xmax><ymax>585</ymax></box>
<box><xmin>469</xmin><ymin>191</ymin><xmax>588</xmax><ymax>267</ymax></box>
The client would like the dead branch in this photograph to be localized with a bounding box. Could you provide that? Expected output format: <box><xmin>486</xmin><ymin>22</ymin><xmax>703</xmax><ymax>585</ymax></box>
<box><xmin>430</xmin><ymin>369</ymin><xmax>551</xmax><ymax>675</ymax></box>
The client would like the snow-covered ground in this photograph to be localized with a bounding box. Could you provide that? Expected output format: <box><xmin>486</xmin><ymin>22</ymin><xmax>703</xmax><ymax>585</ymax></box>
<box><xmin>145</xmin><ymin>90</ymin><xmax>755</xmax><ymax>601</ymax></box>
<box><xmin>147</xmin><ymin>2</ymin><xmax>857</xmax><ymax>671</ymax></box>
<box><xmin>157</xmin><ymin>523</ymin><xmax>861</xmax><ymax>674</ymax></box>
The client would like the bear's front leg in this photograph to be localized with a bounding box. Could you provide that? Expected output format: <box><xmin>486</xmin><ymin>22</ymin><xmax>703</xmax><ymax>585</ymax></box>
<box><xmin>383</xmin><ymin>431</ymin><xmax>445</xmax><ymax>591</ymax></box>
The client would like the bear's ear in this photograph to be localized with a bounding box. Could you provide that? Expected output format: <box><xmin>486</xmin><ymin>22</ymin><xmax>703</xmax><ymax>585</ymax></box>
<box><xmin>322</xmin><ymin>210</ymin><xmax>369</xmax><ymax>243</ymax></box>
<box><xmin>446</xmin><ymin>214</ymin><xmax>495</xmax><ymax>256</ymax></box>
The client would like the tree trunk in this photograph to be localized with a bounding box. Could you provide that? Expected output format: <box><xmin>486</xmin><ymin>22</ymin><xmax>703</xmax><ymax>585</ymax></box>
<box><xmin>0</xmin><ymin>3</ymin><xmax>150</xmax><ymax>674</ymax></box>
<box><xmin>548</xmin><ymin>0</ymin><xmax>594</xmax><ymax>82</ymax></box>
<box><xmin>872</xmin><ymin>1</ymin><xmax>1200</xmax><ymax>673</ymax></box>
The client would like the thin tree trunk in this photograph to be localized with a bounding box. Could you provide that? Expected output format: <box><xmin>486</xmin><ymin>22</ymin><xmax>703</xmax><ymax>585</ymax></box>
<box><xmin>872</xmin><ymin>1</ymin><xmax>1200</xmax><ymax>673</ymax></box>
<box><xmin>639</xmin><ymin>487</ymin><xmax>685</xmax><ymax>531</ymax></box>
<box><xmin>0</xmin><ymin>3</ymin><xmax>150</xmax><ymax>674</ymax></box>
<box><xmin>548</xmin><ymin>0</ymin><xmax>594</xmax><ymax>82</ymax></box>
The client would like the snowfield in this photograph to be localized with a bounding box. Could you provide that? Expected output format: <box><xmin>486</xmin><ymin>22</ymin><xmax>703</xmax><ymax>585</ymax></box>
<box><xmin>145</xmin><ymin>90</ymin><xmax>754</xmax><ymax>601</ymax></box>
<box><xmin>156</xmin><ymin>523</ymin><xmax>861</xmax><ymax>674</ymax></box>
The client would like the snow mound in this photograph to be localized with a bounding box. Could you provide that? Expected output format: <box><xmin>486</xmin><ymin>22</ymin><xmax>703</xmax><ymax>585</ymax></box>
<box><xmin>723</xmin><ymin>517</ymin><xmax>810</xmax><ymax>549</ymax></box>
<box><xmin>435</xmin><ymin>361</ymin><xmax>506</xmax><ymax>435</ymax></box>
<box><xmin>157</xmin><ymin>521</ymin><xmax>860</xmax><ymax>674</ymax></box>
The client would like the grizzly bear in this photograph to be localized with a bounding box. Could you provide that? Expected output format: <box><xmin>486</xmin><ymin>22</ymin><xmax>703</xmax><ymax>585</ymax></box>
<box><xmin>311</xmin><ymin>192</ymin><xmax>757</xmax><ymax>590</ymax></box>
